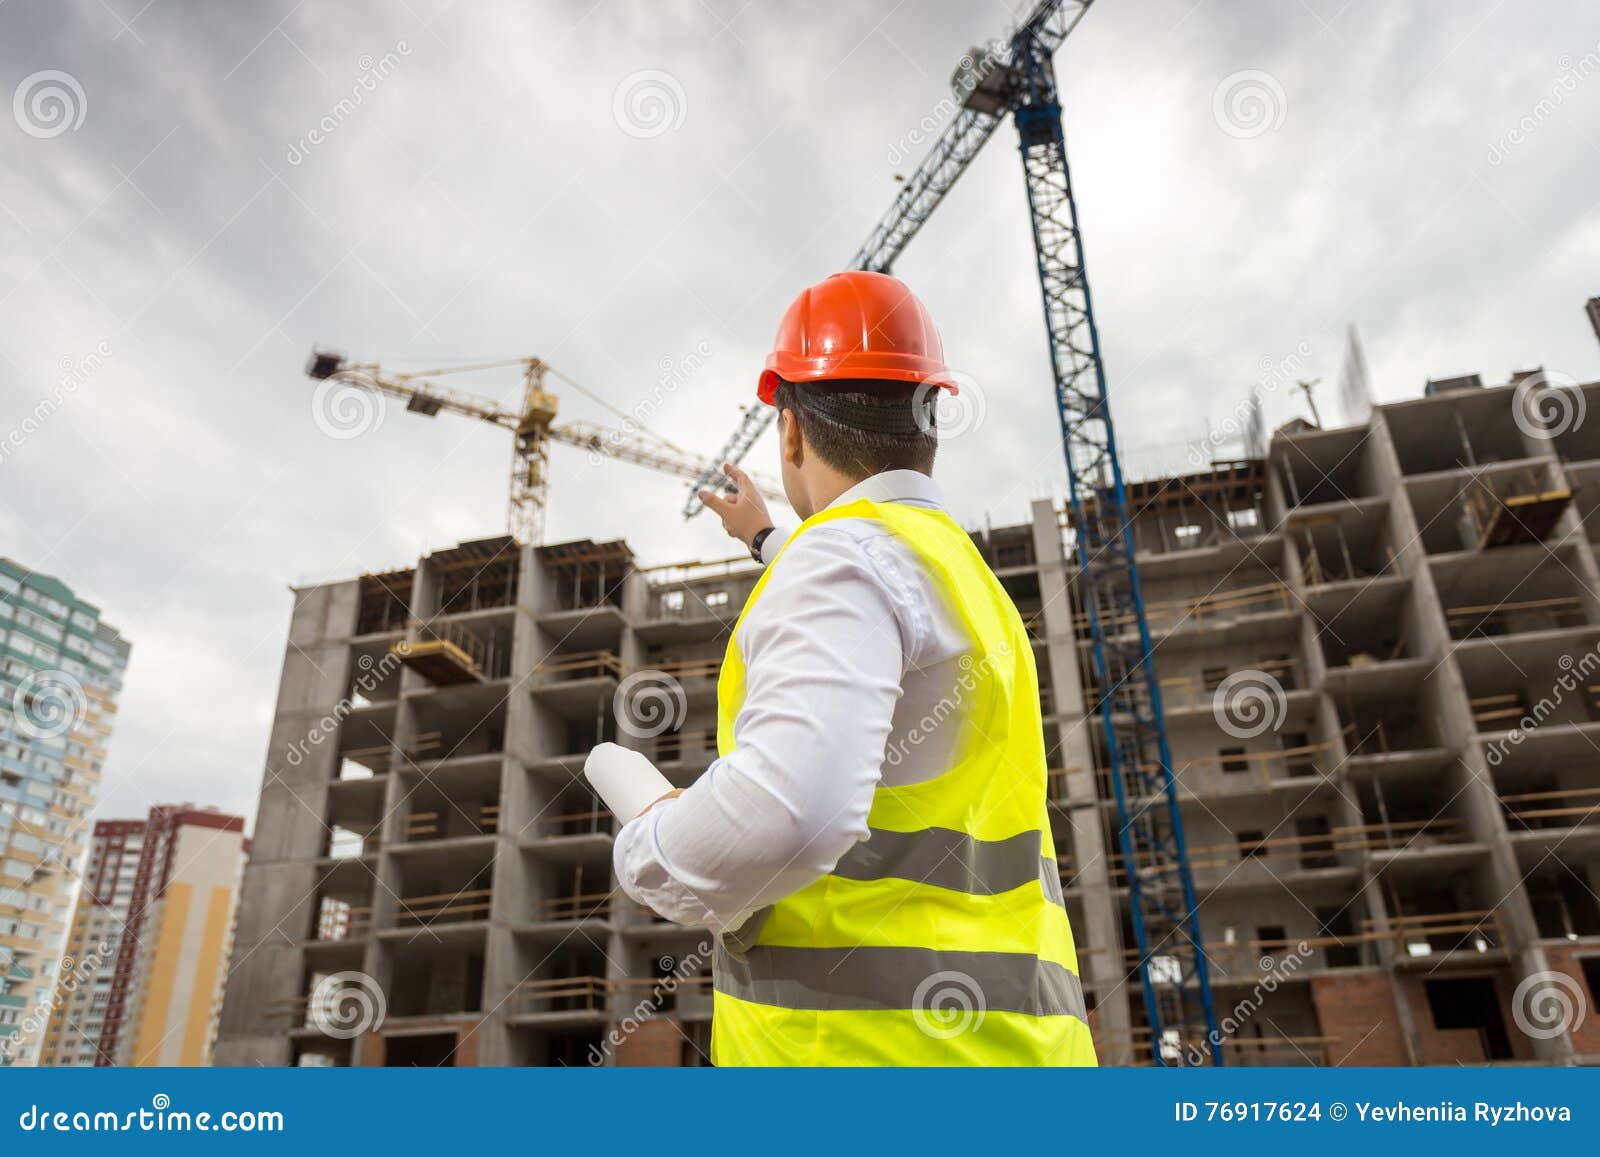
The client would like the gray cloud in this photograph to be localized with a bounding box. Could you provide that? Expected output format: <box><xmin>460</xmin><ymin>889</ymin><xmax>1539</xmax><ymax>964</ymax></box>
<box><xmin>3</xmin><ymin>0</ymin><xmax>1599</xmax><ymax>824</ymax></box>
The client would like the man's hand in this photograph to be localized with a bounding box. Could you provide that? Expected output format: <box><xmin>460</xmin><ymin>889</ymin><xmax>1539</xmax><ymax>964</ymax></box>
<box><xmin>636</xmin><ymin>788</ymin><xmax>684</xmax><ymax>819</ymax></box>
<box><xmin>698</xmin><ymin>463</ymin><xmax>772</xmax><ymax>549</ymax></box>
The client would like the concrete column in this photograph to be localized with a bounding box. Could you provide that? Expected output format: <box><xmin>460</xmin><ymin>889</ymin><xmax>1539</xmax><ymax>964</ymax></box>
<box><xmin>216</xmin><ymin>580</ymin><xmax>361</xmax><ymax>1066</ymax></box>
<box><xmin>1029</xmin><ymin>499</ymin><xmax>1132</xmax><ymax>1063</ymax></box>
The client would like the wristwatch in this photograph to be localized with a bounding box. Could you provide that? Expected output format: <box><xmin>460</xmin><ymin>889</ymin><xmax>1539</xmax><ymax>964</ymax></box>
<box><xmin>749</xmin><ymin>526</ymin><xmax>775</xmax><ymax>564</ymax></box>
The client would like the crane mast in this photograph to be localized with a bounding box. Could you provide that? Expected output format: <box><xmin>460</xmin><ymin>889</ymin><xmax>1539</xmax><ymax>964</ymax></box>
<box><xmin>1007</xmin><ymin>13</ymin><xmax>1219</xmax><ymax>1064</ymax></box>
<box><xmin>684</xmin><ymin>0</ymin><xmax>1221</xmax><ymax>1064</ymax></box>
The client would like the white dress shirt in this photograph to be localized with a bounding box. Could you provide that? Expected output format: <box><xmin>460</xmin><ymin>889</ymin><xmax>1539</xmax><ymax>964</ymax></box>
<box><xmin>612</xmin><ymin>469</ymin><xmax>972</xmax><ymax>933</ymax></box>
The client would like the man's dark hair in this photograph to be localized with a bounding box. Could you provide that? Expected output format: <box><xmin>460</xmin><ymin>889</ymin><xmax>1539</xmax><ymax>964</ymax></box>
<box><xmin>773</xmin><ymin>379</ymin><xmax>937</xmax><ymax>479</ymax></box>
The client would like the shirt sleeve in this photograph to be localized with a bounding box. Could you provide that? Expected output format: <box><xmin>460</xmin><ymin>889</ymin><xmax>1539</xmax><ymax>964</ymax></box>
<box><xmin>758</xmin><ymin>524</ymin><xmax>794</xmax><ymax>566</ymax></box>
<box><xmin>612</xmin><ymin>525</ymin><xmax>907</xmax><ymax>932</ymax></box>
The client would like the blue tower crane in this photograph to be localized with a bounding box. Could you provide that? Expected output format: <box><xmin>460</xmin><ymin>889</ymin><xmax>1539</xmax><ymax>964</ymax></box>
<box><xmin>689</xmin><ymin>0</ymin><xmax>1222</xmax><ymax>1064</ymax></box>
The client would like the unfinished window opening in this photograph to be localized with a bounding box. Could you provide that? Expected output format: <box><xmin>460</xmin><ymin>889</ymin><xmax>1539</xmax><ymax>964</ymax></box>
<box><xmin>704</xmin><ymin>589</ymin><xmax>730</xmax><ymax>608</ymax></box>
<box><xmin>1422</xmin><ymin>977</ymin><xmax>1514</xmax><ymax>1060</ymax></box>
<box><xmin>394</xmin><ymin>863</ymin><xmax>493</xmax><ymax>929</ymax></box>
<box><xmin>1256</xmin><ymin>923</ymin><xmax>1287</xmax><ymax>945</ymax></box>
<box><xmin>431</xmin><ymin>537</ymin><xmax>520</xmax><ymax>615</ymax></box>
<box><xmin>356</xmin><ymin>570</ymin><xmax>412</xmax><ymax>635</ymax></box>
<box><xmin>393</xmin><ymin>949</ymin><xmax>484</xmax><ymax>1019</ymax></box>
<box><xmin>1581</xmin><ymin>958</ymin><xmax>1600</xmax><ymax>1008</ymax></box>
<box><xmin>539</xmin><ymin>864</ymin><xmax>612</xmax><ymax>923</ymax></box>
<box><xmin>327</xmin><ymin>826</ymin><xmax>368</xmax><ymax>859</ymax></box>
<box><xmin>680</xmin><ymin>1020</ymin><xmax>713</xmax><ymax>1067</ymax></box>
<box><xmin>1293</xmin><ymin>506</ymin><xmax>1395</xmax><ymax>587</ymax></box>
<box><xmin>1295</xmin><ymin>816</ymin><xmax>1337</xmax><ymax>869</ymax></box>
<box><xmin>545</xmin><ymin>785</ymin><xmax>611</xmax><ymax>838</ymax></box>
<box><xmin>1220</xmin><ymin>746</ymin><xmax>1249</xmax><ymax>773</ymax></box>
<box><xmin>1237</xmin><ymin>830</ymin><xmax>1266</xmax><ymax>858</ymax></box>
<box><xmin>537</xmin><ymin>539</ymin><xmax>632</xmax><ymax>612</ymax></box>
<box><xmin>1202</xmin><ymin>666</ymin><xmax>1228</xmax><ymax>692</ymax></box>
<box><xmin>1337</xmin><ymin>694</ymin><xmax>1433</xmax><ymax>755</ymax></box>
<box><xmin>1273</xmin><ymin>732</ymin><xmax>1312</xmax><ymax>777</ymax></box>
<box><xmin>314</xmin><ymin>894</ymin><xmax>371</xmax><ymax>942</ymax></box>
<box><xmin>383</xmin><ymin>1032</ymin><xmax>459</xmax><ymax>1067</ymax></box>
<box><xmin>970</xmin><ymin>526</ymin><xmax>1036</xmax><ymax>570</ymax></box>
<box><xmin>1316</xmin><ymin>906</ymin><xmax>1360</xmax><ymax>968</ymax></box>
<box><xmin>1276</xmin><ymin>426</ymin><xmax>1373</xmax><ymax>505</ymax></box>
<box><xmin>1527</xmin><ymin>869</ymin><xmax>1600</xmax><ymax>939</ymax></box>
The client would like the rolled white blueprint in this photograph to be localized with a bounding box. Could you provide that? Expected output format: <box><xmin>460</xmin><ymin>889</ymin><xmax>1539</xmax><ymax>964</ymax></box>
<box><xmin>583</xmin><ymin>742</ymin><xmax>674</xmax><ymax>821</ymax></box>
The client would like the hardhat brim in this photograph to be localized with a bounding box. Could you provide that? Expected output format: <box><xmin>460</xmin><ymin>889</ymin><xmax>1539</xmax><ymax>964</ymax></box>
<box><xmin>757</xmin><ymin>359</ymin><xmax>959</xmax><ymax>406</ymax></box>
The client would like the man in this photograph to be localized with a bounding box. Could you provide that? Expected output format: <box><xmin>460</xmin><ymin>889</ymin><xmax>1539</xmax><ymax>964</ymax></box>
<box><xmin>612</xmin><ymin>270</ymin><xmax>1095</xmax><ymax>1066</ymax></box>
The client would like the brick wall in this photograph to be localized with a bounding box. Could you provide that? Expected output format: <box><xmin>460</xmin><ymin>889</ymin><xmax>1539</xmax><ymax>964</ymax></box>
<box><xmin>1398</xmin><ymin>973</ymin><xmax>1536</xmax><ymax>1064</ymax></box>
<box><xmin>614</xmin><ymin>1017</ymin><xmax>683</xmax><ymax>1067</ymax></box>
<box><xmin>1310</xmin><ymin>971</ymin><xmax>1409</xmax><ymax>1064</ymax></box>
<box><xmin>1538</xmin><ymin>945</ymin><xmax>1600</xmax><ymax>1057</ymax></box>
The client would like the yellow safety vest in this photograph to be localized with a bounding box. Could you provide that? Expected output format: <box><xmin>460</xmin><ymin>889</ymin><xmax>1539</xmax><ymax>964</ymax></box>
<box><xmin>710</xmin><ymin>497</ymin><xmax>1097</xmax><ymax>1066</ymax></box>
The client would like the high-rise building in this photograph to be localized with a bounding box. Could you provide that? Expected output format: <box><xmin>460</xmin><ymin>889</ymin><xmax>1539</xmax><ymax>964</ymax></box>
<box><xmin>37</xmin><ymin>818</ymin><xmax>143</xmax><ymax>1066</ymax></box>
<box><xmin>41</xmin><ymin>806</ymin><xmax>248</xmax><ymax>1067</ymax></box>
<box><xmin>218</xmin><ymin>371</ymin><xmax>1600</xmax><ymax>1068</ymax></box>
<box><xmin>0</xmin><ymin>560</ymin><xmax>130</xmax><ymax>1067</ymax></box>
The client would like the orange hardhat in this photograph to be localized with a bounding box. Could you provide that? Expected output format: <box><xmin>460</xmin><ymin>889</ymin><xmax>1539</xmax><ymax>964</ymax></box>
<box><xmin>757</xmin><ymin>270</ymin><xmax>954</xmax><ymax>405</ymax></box>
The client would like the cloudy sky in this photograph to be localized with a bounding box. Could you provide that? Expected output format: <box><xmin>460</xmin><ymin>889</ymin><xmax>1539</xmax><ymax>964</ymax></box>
<box><xmin>3</xmin><ymin>0</ymin><xmax>1599</xmax><ymax>827</ymax></box>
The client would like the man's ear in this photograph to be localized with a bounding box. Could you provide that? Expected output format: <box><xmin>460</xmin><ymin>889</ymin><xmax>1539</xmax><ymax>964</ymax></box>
<box><xmin>779</xmin><ymin>408</ymin><xmax>804</xmax><ymax>469</ymax></box>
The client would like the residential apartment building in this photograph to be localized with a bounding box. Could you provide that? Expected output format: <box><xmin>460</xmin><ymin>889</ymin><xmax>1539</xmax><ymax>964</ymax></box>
<box><xmin>0</xmin><ymin>560</ymin><xmax>130</xmax><ymax>1067</ymax></box>
<box><xmin>42</xmin><ymin>806</ymin><xmax>248</xmax><ymax>1067</ymax></box>
<box><xmin>37</xmin><ymin>818</ymin><xmax>143</xmax><ymax>1065</ymax></box>
<box><xmin>217</xmin><ymin>371</ymin><xmax>1600</xmax><ymax>1067</ymax></box>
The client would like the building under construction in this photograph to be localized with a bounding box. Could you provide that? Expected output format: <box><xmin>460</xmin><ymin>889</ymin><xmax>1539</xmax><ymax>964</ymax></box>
<box><xmin>216</xmin><ymin>370</ymin><xmax>1600</xmax><ymax>1067</ymax></box>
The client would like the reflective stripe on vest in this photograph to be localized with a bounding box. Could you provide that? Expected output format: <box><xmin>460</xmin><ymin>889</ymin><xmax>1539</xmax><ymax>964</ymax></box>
<box><xmin>710</xmin><ymin>497</ymin><xmax>1097</xmax><ymax>1067</ymax></box>
<box><xmin>714</xmin><ymin>944</ymin><xmax>1088</xmax><ymax>1019</ymax></box>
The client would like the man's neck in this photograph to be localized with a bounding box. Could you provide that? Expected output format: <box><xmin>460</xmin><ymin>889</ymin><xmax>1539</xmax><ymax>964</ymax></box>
<box><xmin>803</xmin><ymin>467</ymin><xmax>933</xmax><ymax>517</ymax></box>
<box><xmin>803</xmin><ymin>469</ymin><xmax>866</xmax><ymax>515</ymax></box>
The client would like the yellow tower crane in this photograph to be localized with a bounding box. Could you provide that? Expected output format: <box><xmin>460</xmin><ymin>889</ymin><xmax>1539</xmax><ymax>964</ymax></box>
<box><xmin>305</xmin><ymin>350</ymin><xmax>783</xmax><ymax>544</ymax></box>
